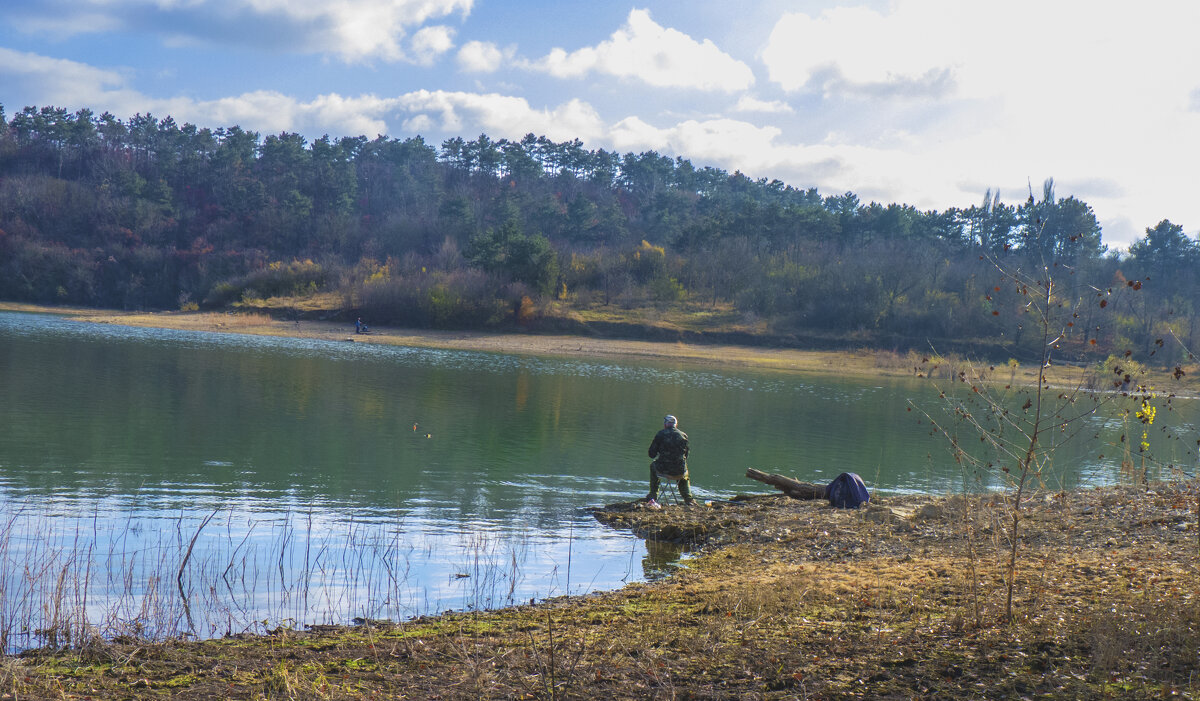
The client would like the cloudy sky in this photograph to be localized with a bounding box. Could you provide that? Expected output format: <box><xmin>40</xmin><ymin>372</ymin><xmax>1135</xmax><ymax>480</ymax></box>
<box><xmin>3</xmin><ymin>0</ymin><xmax>1200</xmax><ymax>249</ymax></box>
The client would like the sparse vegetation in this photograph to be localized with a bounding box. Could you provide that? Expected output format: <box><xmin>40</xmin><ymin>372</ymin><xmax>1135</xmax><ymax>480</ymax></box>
<box><xmin>2</xmin><ymin>486</ymin><xmax>1197</xmax><ymax>699</ymax></box>
<box><xmin>0</xmin><ymin>501</ymin><xmax>536</xmax><ymax>658</ymax></box>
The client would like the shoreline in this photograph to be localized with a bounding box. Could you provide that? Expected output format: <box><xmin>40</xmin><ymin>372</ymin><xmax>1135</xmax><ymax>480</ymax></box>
<box><xmin>5</xmin><ymin>301</ymin><xmax>1193</xmax><ymax>392</ymax></box>
<box><xmin>1</xmin><ymin>301</ymin><xmax>888</xmax><ymax>376</ymax></box>
<box><xmin>2</xmin><ymin>301</ymin><xmax>1198</xmax><ymax>697</ymax></box>
<box><xmin>5</xmin><ymin>485</ymin><xmax>1198</xmax><ymax>698</ymax></box>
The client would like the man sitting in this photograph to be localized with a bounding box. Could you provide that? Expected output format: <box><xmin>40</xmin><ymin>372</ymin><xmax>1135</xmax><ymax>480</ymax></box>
<box><xmin>646</xmin><ymin>414</ymin><xmax>695</xmax><ymax>506</ymax></box>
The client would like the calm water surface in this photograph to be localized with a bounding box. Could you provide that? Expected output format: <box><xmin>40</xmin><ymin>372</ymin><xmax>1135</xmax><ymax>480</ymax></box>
<box><xmin>0</xmin><ymin>311</ymin><xmax>1195</xmax><ymax>646</ymax></box>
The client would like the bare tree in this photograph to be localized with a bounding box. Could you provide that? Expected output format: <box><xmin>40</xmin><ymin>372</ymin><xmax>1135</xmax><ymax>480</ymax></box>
<box><xmin>912</xmin><ymin>249</ymin><xmax>1152</xmax><ymax>623</ymax></box>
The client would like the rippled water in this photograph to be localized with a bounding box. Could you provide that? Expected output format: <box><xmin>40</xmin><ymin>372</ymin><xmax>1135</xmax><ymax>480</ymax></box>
<box><xmin>0</xmin><ymin>310</ymin><xmax>1194</xmax><ymax>648</ymax></box>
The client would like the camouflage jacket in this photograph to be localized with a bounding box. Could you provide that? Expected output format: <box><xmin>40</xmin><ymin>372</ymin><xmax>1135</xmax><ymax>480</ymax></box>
<box><xmin>648</xmin><ymin>427</ymin><xmax>689</xmax><ymax>469</ymax></box>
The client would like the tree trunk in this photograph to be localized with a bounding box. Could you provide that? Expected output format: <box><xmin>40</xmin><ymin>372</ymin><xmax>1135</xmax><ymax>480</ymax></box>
<box><xmin>744</xmin><ymin>468</ymin><xmax>826</xmax><ymax>500</ymax></box>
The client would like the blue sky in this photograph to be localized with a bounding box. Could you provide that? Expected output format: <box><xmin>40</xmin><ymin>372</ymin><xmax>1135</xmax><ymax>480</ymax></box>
<box><xmin>3</xmin><ymin>0</ymin><xmax>1200</xmax><ymax>249</ymax></box>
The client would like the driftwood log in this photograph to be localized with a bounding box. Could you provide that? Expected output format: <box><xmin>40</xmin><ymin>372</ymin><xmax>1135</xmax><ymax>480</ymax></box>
<box><xmin>745</xmin><ymin>468</ymin><xmax>826</xmax><ymax>500</ymax></box>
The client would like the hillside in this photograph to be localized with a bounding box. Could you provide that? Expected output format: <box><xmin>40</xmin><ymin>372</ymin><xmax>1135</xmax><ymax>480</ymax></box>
<box><xmin>2</xmin><ymin>105</ymin><xmax>1199</xmax><ymax>367</ymax></box>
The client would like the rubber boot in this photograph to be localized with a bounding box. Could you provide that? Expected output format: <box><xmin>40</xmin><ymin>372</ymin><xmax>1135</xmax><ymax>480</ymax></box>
<box><xmin>678</xmin><ymin>478</ymin><xmax>695</xmax><ymax>505</ymax></box>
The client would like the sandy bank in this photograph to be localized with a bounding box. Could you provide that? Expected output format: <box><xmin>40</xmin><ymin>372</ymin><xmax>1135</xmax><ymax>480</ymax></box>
<box><xmin>8</xmin><ymin>302</ymin><xmax>1189</xmax><ymax>392</ymax></box>
<box><xmin>0</xmin><ymin>301</ymin><xmax>900</xmax><ymax>376</ymax></box>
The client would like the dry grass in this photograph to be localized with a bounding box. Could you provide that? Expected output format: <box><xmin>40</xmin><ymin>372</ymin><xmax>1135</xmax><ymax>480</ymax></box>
<box><xmin>568</xmin><ymin>300</ymin><xmax>759</xmax><ymax>333</ymax></box>
<box><xmin>190</xmin><ymin>311</ymin><xmax>276</xmax><ymax>329</ymax></box>
<box><xmin>5</xmin><ymin>484</ymin><xmax>1198</xmax><ymax>699</ymax></box>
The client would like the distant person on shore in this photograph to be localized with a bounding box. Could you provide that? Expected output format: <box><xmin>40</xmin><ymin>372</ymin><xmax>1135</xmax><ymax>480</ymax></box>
<box><xmin>646</xmin><ymin>414</ymin><xmax>694</xmax><ymax>506</ymax></box>
<box><xmin>355</xmin><ymin>317</ymin><xmax>368</xmax><ymax>334</ymax></box>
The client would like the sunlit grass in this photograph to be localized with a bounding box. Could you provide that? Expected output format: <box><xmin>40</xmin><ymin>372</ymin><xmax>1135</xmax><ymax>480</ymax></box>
<box><xmin>192</xmin><ymin>311</ymin><xmax>275</xmax><ymax>328</ymax></box>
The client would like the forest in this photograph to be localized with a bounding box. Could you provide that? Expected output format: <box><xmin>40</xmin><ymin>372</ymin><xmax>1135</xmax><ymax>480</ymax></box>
<box><xmin>1</xmin><ymin>103</ymin><xmax>1198</xmax><ymax>365</ymax></box>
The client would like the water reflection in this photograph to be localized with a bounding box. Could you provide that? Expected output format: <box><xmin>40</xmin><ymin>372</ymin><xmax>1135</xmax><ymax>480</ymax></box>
<box><xmin>0</xmin><ymin>310</ymin><xmax>1196</xmax><ymax>649</ymax></box>
<box><xmin>642</xmin><ymin>539</ymin><xmax>688</xmax><ymax>580</ymax></box>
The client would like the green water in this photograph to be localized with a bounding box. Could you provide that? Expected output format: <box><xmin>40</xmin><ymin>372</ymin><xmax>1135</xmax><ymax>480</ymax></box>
<box><xmin>0</xmin><ymin>311</ymin><xmax>1195</xmax><ymax>646</ymax></box>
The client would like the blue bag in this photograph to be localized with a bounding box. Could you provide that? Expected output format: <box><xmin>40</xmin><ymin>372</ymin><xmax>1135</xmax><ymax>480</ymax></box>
<box><xmin>826</xmin><ymin>472</ymin><xmax>870</xmax><ymax>508</ymax></box>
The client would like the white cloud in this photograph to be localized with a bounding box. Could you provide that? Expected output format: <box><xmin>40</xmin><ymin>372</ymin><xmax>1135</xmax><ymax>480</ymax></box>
<box><xmin>8</xmin><ymin>0</ymin><xmax>474</xmax><ymax>63</ymax></box>
<box><xmin>733</xmin><ymin>96</ymin><xmax>792</xmax><ymax>114</ymax></box>
<box><xmin>754</xmin><ymin>0</ymin><xmax>1200</xmax><ymax>246</ymax></box>
<box><xmin>169</xmin><ymin>91</ymin><xmax>304</xmax><ymax>134</ymax></box>
<box><xmin>762</xmin><ymin>4</ymin><xmax>962</xmax><ymax>96</ymax></box>
<box><xmin>456</xmin><ymin>41</ymin><xmax>510</xmax><ymax>73</ymax></box>
<box><xmin>0</xmin><ymin>47</ymin><xmax>599</xmax><ymax>141</ymax></box>
<box><xmin>9</xmin><ymin>10</ymin><xmax>120</xmax><ymax>38</ymax></box>
<box><xmin>250</xmin><ymin>0</ymin><xmax>474</xmax><ymax>62</ymax></box>
<box><xmin>762</xmin><ymin>1</ymin><xmax>1200</xmax><ymax>116</ymax></box>
<box><xmin>610</xmin><ymin>116</ymin><xmax>776</xmax><ymax>160</ymax></box>
<box><xmin>134</xmin><ymin>89</ymin><xmax>396</xmax><ymax>138</ymax></box>
<box><xmin>401</xmin><ymin>113</ymin><xmax>436</xmax><ymax>134</ymax></box>
<box><xmin>0</xmin><ymin>47</ymin><xmax>134</xmax><ymax>107</ymax></box>
<box><xmin>393</xmin><ymin>90</ymin><xmax>605</xmax><ymax>142</ymax></box>
<box><xmin>527</xmin><ymin>8</ymin><xmax>753</xmax><ymax>92</ymax></box>
<box><xmin>410</xmin><ymin>25</ymin><xmax>455</xmax><ymax>66</ymax></box>
<box><xmin>303</xmin><ymin>93</ymin><xmax>395</xmax><ymax>138</ymax></box>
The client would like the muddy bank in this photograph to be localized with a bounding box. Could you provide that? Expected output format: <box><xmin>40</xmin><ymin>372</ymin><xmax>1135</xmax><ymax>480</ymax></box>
<box><xmin>5</xmin><ymin>483</ymin><xmax>1198</xmax><ymax>699</ymax></box>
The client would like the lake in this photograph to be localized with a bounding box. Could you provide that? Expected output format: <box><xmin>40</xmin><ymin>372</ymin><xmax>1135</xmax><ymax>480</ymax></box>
<box><xmin>0</xmin><ymin>310</ymin><xmax>1194</xmax><ymax>649</ymax></box>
